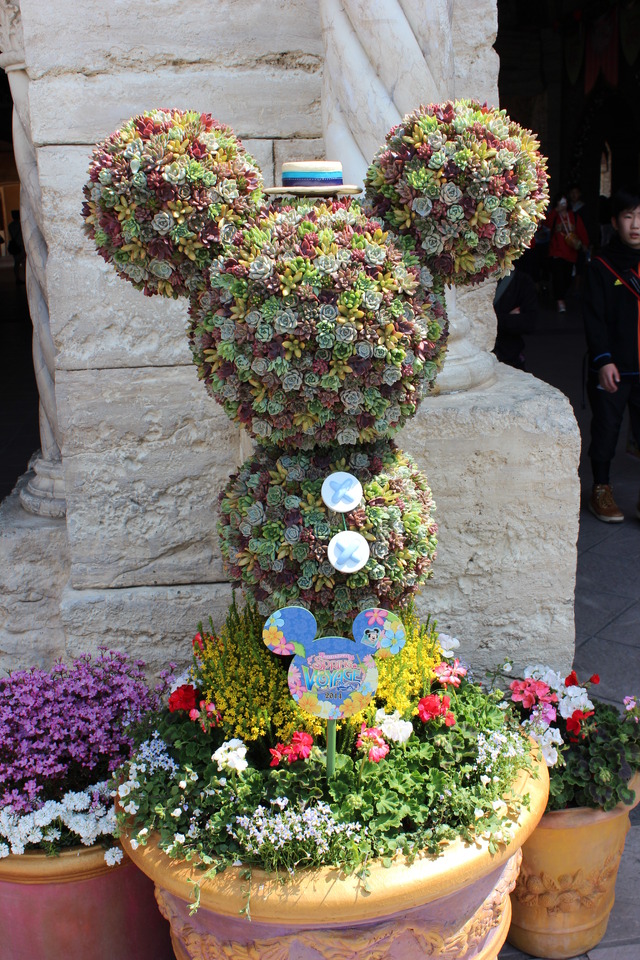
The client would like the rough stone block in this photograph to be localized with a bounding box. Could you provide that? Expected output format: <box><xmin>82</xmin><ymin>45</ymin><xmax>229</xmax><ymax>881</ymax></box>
<box><xmin>56</xmin><ymin>366</ymin><xmax>242</xmax><ymax>590</ymax></box>
<box><xmin>20</xmin><ymin>0</ymin><xmax>322</xmax><ymax>79</ymax></box>
<box><xmin>29</xmin><ymin>69</ymin><xmax>322</xmax><ymax>147</ymax></box>
<box><xmin>401</xmin><ymin>364</ymin><xmax>580</xmax><ymax>674</ymax></box>
<box><xmin>0</xmin><ymin>478</ymin><xmax>70</xmax><ymax>672</ymax></box>
<box><xmin>452</xmin><ymin>2</ymin><xmax>499</xmax><ymax>103</ymax></box>
<box><xmin>60</xmin><ymin>582</ymin><xmax>236</xmax><ymax>677</ymax></box>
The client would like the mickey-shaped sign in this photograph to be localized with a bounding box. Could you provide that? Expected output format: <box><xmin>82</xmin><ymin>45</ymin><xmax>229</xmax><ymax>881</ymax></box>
<box><xmin>263</xmin><ymin>606</ymin><xmax>406</xmax><ymax>720</ymax></box>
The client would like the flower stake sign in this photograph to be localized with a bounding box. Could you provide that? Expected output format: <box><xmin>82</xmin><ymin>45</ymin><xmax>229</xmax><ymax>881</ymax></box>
<box><xmin>263</xmin><ymin>603</ymin><xmax>405</xmax><ymax>776</ymax></box>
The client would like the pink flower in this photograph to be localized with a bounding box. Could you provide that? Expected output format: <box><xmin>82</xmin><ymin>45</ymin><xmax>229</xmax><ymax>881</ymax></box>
<box><xmin>365</xmin><ymin>609</ymin><xmax>386</xmax><ymax>627</ymax></box>
<box><xmin>434</xmin><ymin>659</ymin><xmax>467</xmax><ymax>689</ymax></box>
<box><xmin>510</xmin><ymin>679</ymin><xmax>557</xmax><ymax>710</ymax></box>
<box><xmin>290</xmin><ymin>731</ymin><xmax>313</xmax><ymax>760</ymax></box>
<box><xmin>356</xmin><ymin>724</ymin><xmax>389</xmax><ymax>763</ymax></box>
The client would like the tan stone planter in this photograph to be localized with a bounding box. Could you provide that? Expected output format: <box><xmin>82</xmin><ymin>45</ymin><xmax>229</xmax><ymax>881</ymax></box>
<box><xmin>508</xmin><ymin>771</ymin><xmax>640</xmax><ymax>959</ymax></box>
<box><xmin>121</xmin><ymin>753</ymin><xmax>548</xmax><ymax>960</ymax></box>
<box><xmin>0</xmin><ymin>843</ymin><xmax>173</xmax><ymax>960</ymax></box>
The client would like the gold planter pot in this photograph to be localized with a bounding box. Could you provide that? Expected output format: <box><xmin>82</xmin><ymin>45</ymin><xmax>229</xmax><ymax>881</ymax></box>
<box><xmin>121</xmin><ymin>752</ymin><xmax>548</xmax><ymax>960</ymax></box>
<box><xmin>508</xmin><ymin>771</ymin><xmax>640</xmax><ymax>959</ymax></box>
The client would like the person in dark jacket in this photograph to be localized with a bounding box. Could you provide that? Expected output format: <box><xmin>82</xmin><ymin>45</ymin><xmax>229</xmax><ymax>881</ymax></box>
<box><xmin>583</xmin><ymin>186</ymin><xmax>640</xmax><ymax>522</ymax></box>
<box><xmin>493</xmin><ymin>267</ymin><xmax>538</xmax><ymax>370</ymax></box>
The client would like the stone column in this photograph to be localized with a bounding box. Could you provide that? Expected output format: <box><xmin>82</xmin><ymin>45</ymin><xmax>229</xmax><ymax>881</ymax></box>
<box><xmin>320</xmin><ymin>0</ymin><xmax>497</xmax><ymax>393</ymax></box>
<box><xmin>0</xmin><ymin>0</ymin><xmax>66</xmax><ymax>517</ymax></box>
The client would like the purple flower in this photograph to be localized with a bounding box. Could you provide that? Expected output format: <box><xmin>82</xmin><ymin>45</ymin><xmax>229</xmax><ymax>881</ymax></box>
<box><xmin>0</xmin><ymin>651</ymin><xmax>165</xmax><ymax>814</ymax></box>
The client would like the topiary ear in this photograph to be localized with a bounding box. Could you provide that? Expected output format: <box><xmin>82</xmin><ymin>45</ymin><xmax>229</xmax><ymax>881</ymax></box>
<box><xmin>364</xmin><ymin>99</ymin><xmax>549</xmax><ymax>288</ymax></box>
<box><xmin>82</xmin><ymin>108</ymin><xmax>266</xmax><ymax>299</ymax></box>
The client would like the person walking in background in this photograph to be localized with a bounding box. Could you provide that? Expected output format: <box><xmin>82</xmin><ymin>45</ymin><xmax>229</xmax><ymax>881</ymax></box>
<box><xmin>583</xmin><ymin>186</ymin><xmax>640</xmax><ymax>522</ymax></box>
<box><xmin>493</xmin><ymin>267</ymin><xmax>538</xmax><ymax>370</ymax></box>
<box><xmin>547</xmin><ymin>193</ymin><xmax>589</xmax><ymax>312</ymax></box>
<box><xmin>7</xmin><ymin>210</ymin><xmax>25</xmax><ymax>285</ymax></box>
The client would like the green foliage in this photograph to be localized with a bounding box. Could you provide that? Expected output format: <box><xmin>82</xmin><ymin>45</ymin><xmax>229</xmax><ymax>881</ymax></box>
<box><xmin>547</xmin><ymin>700</ymin><xmax>640</xmax><ymax>812</ymax></box>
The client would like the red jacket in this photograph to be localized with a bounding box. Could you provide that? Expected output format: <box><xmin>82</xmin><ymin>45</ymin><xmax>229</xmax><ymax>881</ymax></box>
<box><xmin>547</xmin><ymin>208</ymin><xmax>589</xmax><ymax>263</ymax></box>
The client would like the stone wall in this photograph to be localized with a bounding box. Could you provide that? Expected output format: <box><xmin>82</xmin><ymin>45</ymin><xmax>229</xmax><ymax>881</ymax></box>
<box><xmin>0</xmin><ymin>0</ymin><xmax>580</xmax><ymax>677</ymax></box>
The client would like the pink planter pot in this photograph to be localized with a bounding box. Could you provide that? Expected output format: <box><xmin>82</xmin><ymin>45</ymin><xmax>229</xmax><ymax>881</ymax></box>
<box><xmin>0</xmin><ymin>844</ymin><xmax>174</xmax><ymax>960</ymax></box>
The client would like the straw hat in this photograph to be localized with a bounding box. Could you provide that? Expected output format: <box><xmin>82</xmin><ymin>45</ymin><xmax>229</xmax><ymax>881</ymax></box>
<box><xmin>265</xmin><ymin>160</ymin><xmax>362</xmax><ymax>196</ymax></box>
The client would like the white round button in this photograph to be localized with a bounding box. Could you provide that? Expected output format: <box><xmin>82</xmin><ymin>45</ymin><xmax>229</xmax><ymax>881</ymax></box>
<box><xmin>321</xmin><ymin>472</ymin><xmax>363</xmax><ymax>513</ymax></box>
<box><xmin>327</xmin><ymin>531</ymin><xmax>370</xmax><ymax>573</ymax></box>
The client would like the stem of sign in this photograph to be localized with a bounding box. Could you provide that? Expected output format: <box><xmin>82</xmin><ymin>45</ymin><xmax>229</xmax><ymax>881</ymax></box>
<box><xmin>326</xmin><ymin>719</ymin><xmax>336</xmax><ymax>778</ymax></box>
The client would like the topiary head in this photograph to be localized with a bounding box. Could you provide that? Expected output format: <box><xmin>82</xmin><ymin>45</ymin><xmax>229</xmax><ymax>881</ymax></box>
<box><xmin>188</xmin><ymin>196</ymin><xmax>448</xmax><ymax>448</ymax></box>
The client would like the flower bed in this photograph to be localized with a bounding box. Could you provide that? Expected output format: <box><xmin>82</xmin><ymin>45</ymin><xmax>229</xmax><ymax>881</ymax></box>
<box><xmin>0</xmin><ymin>651</ymin><xmax>164</xmax><ymax>861</ymax></box>
<box><xmin>503</xmin><ymin>664</ymin><xmax>640</xmax><ymax>811</ymax></box>
<box><xmin>115</xmin><ymin>603</ymin><xmax>536</xmax><ymax>880</ymax></box>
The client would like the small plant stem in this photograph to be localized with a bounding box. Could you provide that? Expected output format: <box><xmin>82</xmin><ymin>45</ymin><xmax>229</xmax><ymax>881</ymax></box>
<box><xmin>326</xmin><ymin>719</ymin><xmax>336</xmax><ymax>778</ymax></box>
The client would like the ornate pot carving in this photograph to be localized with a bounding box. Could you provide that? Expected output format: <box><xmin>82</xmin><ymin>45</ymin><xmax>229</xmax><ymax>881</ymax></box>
<box><xmin>0</xmin><ymin>844</ymin><xmax>173</xmax><ymax>960</ymax></box>
<box><xmin>120</xmin><ymin>753</ymin><xmax>548</xmax><ymax>960</ymax></box>
<box><xmin>508</xmin><ymin>771</ymin><xmax>640</xmax><ymax>959</ymax></box>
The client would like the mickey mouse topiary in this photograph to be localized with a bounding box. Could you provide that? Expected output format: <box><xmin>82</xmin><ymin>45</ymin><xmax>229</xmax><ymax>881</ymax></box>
<box><xmin>188</xmin><ymin>196</ymin><xmax>447</xmax><ymax>448</ymax></box>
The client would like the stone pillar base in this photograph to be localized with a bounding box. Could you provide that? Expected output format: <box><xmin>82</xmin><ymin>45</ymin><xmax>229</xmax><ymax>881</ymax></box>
<box><xmin>402</xmin><ymin>364</ymin><xmax>580</xmax><ymax>675</ymax></box>
<box><xmin>19</xmin><ymin>456</ymin><xmax>67</xmax><ymax>518</ymax></box>
<box><xmin>0</xmin><ymin>476</ymin><xmax>70</xmax><ymax>672</ymax></box>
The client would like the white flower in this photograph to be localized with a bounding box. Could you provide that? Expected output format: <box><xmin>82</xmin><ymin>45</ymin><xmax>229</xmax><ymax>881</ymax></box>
<box><xmin>104</xmin><ymin>847</ymin><xmax>124</xmax><ymax>867</ymax></box>
<box><xmin>212</xmin><ymin>739</ymin><xmax>248</xmax><ymax>774</ymax></box>
<box><xmin>169</xmin><ymin>671</ymin><xmax>193</xmax><ymax>694</ymax></box>
<box><xmin>438</xmin><ymin>633</ymin><xmax>460</xmax><ymax>658</ymax></box>
<box><xmin>374</xmin><ymin>709</ymin><xmax>413</xmax><ymax>743</ymax></box>
<box><xmin>171</xmin><ymin>808</ymin><xmax>182</xmax><ymax>818</ymax></box>
<box><xmin>0</xmin><ymin>843</ymin><xmax>9</xmax><ymax>858</ymax></box>
<box><xmin>173</xmin><ymin>833</ymin><xmax>185</xmax><ymax>844</ymax></box>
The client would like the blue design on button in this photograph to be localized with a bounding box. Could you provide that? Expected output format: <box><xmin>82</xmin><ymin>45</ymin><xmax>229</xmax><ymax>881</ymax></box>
<box><xmin>327</xmin><ymin>531</ymin><xmax>370</xmax><ymax>573</ymax></box>
<box><xmin>321</xmin><ymin>472</ymin><xmax>363</xmax><ymax>513</ymax></box>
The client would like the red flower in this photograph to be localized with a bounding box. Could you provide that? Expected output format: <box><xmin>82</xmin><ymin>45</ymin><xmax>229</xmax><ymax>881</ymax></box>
<box><xmin>566</xmin><ymin>708</ymin><xmax>594</xmax><ymax>739</ymax></box>
<box><xmin>589</xmin><ymin>674</ymin><xmax>600</xmax><ymax>685</ymax></box>
<box><xmin>168</xmin><ymin>684</ymin><xmax>198</xmax><ymax>713</ymax></box>
<box><xmin>270</xmin><ymin>732</ymin><xmax>314</xmax><ymax>766</ymax></box>
<box><xmin>417</xmin><ymin>693</ymin><xmax>455</xmax><ymax>726</ymax></box>
<box><xmin>192</xmin><ymin>632</ymin><xmax>204</xmax><ymax>652</ymax></box>
<box><xmin>564</xmin><ymin>670</ymin><xmax>579</xmax><ymax>687</ymax></box>
<box><xmin>269</xmin><ymin>744</ymin><xmax>286</xmax><ymax>767</ymax></box>
<box><xmin>290</xmin><ymin>731</ymin><xmax>313</xmax><ymax>760</ymax></box>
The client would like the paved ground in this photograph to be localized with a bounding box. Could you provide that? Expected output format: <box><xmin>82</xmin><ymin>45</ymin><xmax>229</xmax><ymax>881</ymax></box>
<box><xmin>1</xmin><ymin>262</ymin><xmax>640</xmax><ymax>958</ymax></box>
